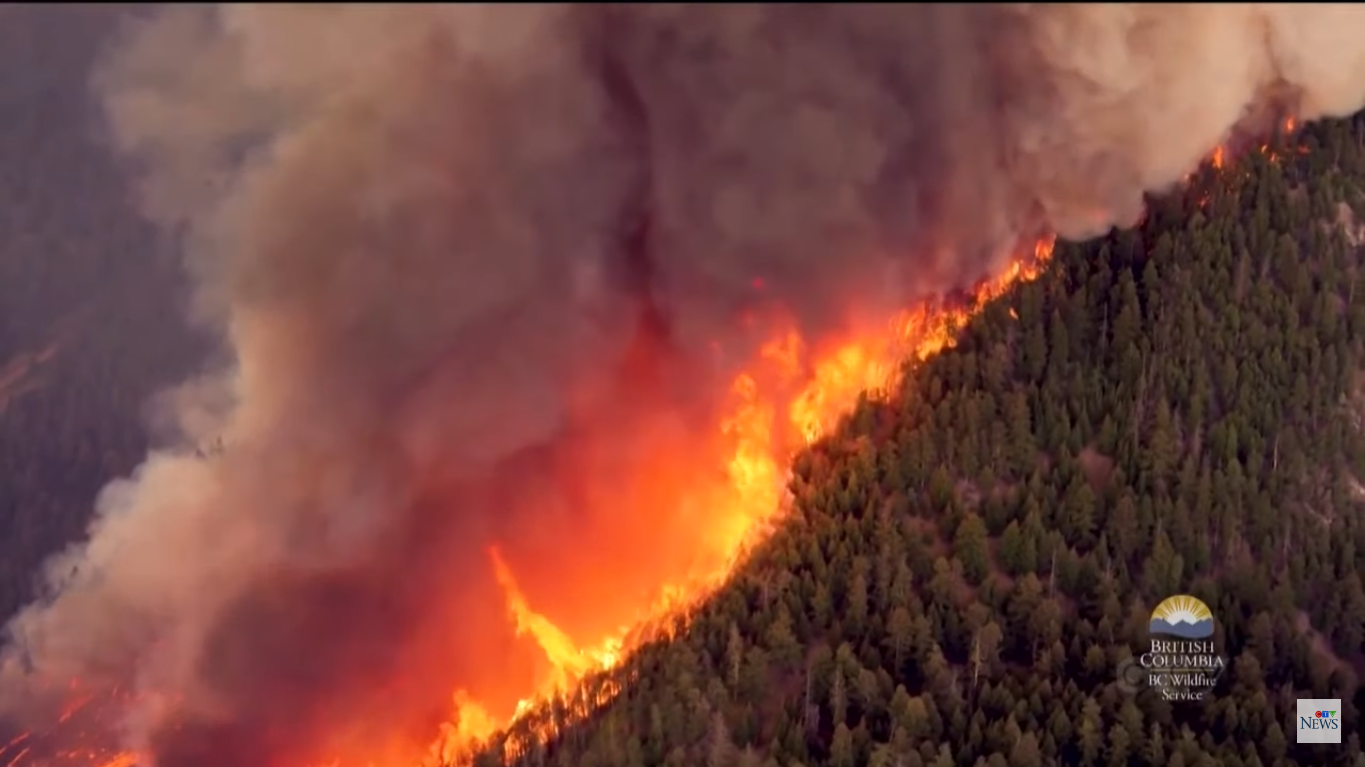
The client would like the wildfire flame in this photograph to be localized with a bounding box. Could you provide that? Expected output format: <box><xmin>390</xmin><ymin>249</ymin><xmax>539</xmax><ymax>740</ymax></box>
<box><xmin>422</xmin><ymin>233</ymin><xmax>1058</xmax><ymax>765</ymax></box>
<box><xmin>1211</xmin><ymin>144</ymin><xmax>1226</xmax><ymax>170</ymax></box>
<box><xmin>1194</xmin><ymin>114</ymin><xmax>1303</xmax><ymax>210</ymax></box>
<box><xmin>7</xmin><ymin>233</ymin><xmax>1054</xmax><ymax>767</ymax></box>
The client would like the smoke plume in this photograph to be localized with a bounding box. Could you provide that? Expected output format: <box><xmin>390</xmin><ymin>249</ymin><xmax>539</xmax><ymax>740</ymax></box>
<box><xmin>5</xmin><ymin>3</ymin><xmax>1365</xmax><ymax>765</ymax></box>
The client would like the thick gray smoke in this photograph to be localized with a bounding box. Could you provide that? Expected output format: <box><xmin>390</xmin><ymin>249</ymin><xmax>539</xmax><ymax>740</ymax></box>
<box><xmin>5</xmin><ymin>4</ymin><xmax>1365</xmax><ymax>765</ymax></box>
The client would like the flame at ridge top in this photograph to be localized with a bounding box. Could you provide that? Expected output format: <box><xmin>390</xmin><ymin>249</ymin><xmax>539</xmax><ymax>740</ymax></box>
<box><xmin>1202</xmin><ymin>114</ymin><xmax>1302</xmax><ymax>177</ymax></box>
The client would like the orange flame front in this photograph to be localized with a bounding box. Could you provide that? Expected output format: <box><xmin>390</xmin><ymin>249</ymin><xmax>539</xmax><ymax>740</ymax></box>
<box><xmin>8</xmin><ymin>236</ymin><xmax>1057</xmax><ymax>767</ymax></box>
<box><xmin>423</xmin><ymin>233</ymin><xmax>1058</xmax><ymax>764</ymax></box>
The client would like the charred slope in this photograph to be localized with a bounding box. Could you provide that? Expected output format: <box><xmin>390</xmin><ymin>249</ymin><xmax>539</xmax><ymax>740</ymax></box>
<box><xmin>471</xmin><ymin>114</ymin><xmax>1365</xmax><ymax>767</ymax></box>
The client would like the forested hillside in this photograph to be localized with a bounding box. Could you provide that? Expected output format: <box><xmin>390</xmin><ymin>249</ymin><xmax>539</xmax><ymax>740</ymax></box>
<box><xmin>469</xmin><ymin>117</ymin><xmax>1365</xmax><ymax>767</ymax></box>
<box><xmin>0</xmin><ymin>6</ymin><xmax>201</xmax><ymax>617</ymax></box>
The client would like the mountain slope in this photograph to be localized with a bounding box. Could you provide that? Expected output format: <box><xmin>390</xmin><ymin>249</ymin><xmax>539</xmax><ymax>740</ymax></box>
<box><xmin>0</xmin><ymin>6</ymin><xmax>202</xmax><ymax>621</ymax></box>
<box><xmin>467</xmin><ymin>116</ymin><xmax>1365</xmax><ymax>767</ymax></box>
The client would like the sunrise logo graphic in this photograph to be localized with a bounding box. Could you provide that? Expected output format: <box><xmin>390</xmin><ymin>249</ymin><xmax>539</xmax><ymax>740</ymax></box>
<box><xmin>1148</xmin><ymin>595</ymin><xmax>1215</xmax><ymax>639</ymax></box>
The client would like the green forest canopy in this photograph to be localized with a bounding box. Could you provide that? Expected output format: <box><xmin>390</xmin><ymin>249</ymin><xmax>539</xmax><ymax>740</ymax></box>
<box><xmin>466</xmin><ymin>114</ymin><xmax>1365</xmax><ymax>767</ymax></box>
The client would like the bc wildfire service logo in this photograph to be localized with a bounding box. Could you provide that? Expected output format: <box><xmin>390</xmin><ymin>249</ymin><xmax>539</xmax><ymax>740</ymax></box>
<box><xmin>1116</xmin><ymin>594</ymin><xmax>1226</xmax><ymax>701</ymax></box>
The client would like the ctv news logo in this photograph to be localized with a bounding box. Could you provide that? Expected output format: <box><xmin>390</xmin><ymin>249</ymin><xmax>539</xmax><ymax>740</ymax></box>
<box><xmin>1296</xmin><ymin>698</ymin><xmax>1342</xmax><ymax>744</ymax></box>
